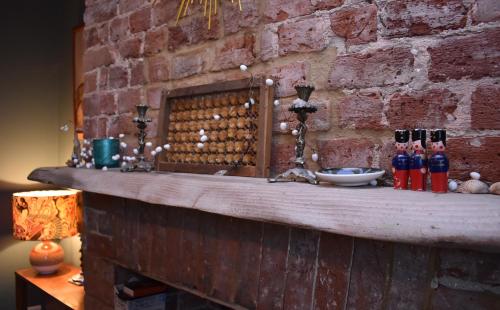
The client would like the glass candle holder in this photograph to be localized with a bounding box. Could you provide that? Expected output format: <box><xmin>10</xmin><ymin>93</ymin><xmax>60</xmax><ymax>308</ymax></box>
<box><xmin>93</xmin><ymin>138</ymin><xmax>119</xmax><ymax>168</ymax></box>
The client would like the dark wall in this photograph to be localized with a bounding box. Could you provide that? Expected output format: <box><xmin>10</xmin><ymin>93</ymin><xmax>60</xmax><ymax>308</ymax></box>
<box><xmin>0</xmin><ymin>1</ymin><xmax>84</xmax><ymax>309</ymax></box>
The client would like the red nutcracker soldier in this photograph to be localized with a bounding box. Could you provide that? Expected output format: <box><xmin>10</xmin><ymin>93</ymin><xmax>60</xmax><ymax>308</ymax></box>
<box><xmin>429</xmin><ymin>129</ymin><xmax>449</xmax><ymax>193</ymax></box>
<box><xmin>409</xmin><ymin>129</ymin><xmax>427</xmax><ymax>191</ymax></box>
<box><xmin>392</xmin><ymin>130</ymin><xmax>410</xmax><ymax>190</ymax></box>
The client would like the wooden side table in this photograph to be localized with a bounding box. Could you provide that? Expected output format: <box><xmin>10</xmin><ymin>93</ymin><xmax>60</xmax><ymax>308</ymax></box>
<box><xmin>15</xmin><ymin>263</ymin><xmax>84</xmax><ymax>310</ymax></box>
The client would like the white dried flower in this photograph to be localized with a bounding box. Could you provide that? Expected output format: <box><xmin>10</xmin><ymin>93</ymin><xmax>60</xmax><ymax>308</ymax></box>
<box><xmin>130</xmin><ymin>156</ymin><xmax>136</xmax><ymax>161</ymax></box>
<box><xmin>265</xmin><ymin>78</ymin><xmax>274</xmax><ymax>86</ymax></box>
<box><xmin>273</xmin><ymin>99</ymin><xmax>280</xmax><ymax>106</ymax></box>
<box><xmin>121</xmin><ymin>162</ymin><xmax>127</xmax><ymax>167</ymax></box>
<box><xmin>292</xmin><ymin>129</ymin><xmax>299</xmax><ymax>136</ymax></box>
<box><xmin>151</xmin><ymin>150</ymin><xmax>157</xmax><ymax>156</ymax></box>
<box><xmin>60</xmin><ymin>124</ymin><xmax>69</xmax><ymax>132</ymax></box>
<box><xmin>239</xmin><ymin>64</ymin><xmax>248</xmax><ymax>72</ymax></box>
<box><xmin>109</xmin><ymin>136</ymin><xmax>114</xmax><ymax>139</ymax></box>
<box><xmin>197</xmin><ymin>142</ymin><xmax>204</xmax><ymax>149</ymax></box>
<box><xmin>279</xmin><ymin>122</ymin><xmax>288</xmax><ymax>131</ymax></box>
<box><xmin>120</xmin><ymin>142</ymin><xmax>127</xmax><ymax>148</ymax></box>
<box><xmin>249</xmin><ymin>98</ymin><xmax>255</xmax><ymax>105</ymax></box>
<box><xmin>155</xmin><ymin>146</ymin><xmax>162</xmax><ymax>153</ymax></box>
<box><xmin>244</xmin><ymin>102</ymin><xmax>250</xmax><ymax>109</ymax></box>
<box><xmin>119</xmin><ymin>133</ymin><xmax>125</xmax><ymax>138</ymax></box>
<box><xmin>91</xmin><ymin>158</ymin><xmax>95</xmax><ymax>164</ymax></box>
<box><xmin>146</xmin><ymin>142</ymin><xmax>153</xmax><ymax>147</ymax></box>
<box><xmin>112</xmin><ymin>154</ymin><xmax>120</xmax><ymax>160</ymax></box>
<box><xmin>85</xmin><ymin>163</ymin><xmax>92</xmax><ymax>169</ymax></box>
<box><xmin>133</xmin><ymin>148</ymin><xmax>139</xmax><ymax>155</ymax></box>
<box><xmin>199</xmin><ymin>129</ymin><xmax>205</xmax><ymax>135</ymax></box>
<box><xmin>83</xmin><ymin>139</ymin><xmax>90</xmax><ymax>145</ymax></box>
<box><xmin>213</xmin><ymin>114</ymin><xmax>221</xmax><ymax>121</ymax></box>
<box><xmin>163</xmin><ymin>144</ymin><xmax>171</xmax><ymax>150</ymax></box>
<box><xmin>102</xmin><ymin>166</ymin><xmax>108</xmax><ymax>171</ymax></box>
<box><xmin>73</xmin><ymin>158</ymin><xmax>79</xmax><ymax>164</ymax></box>
<box><xmin>200</xmin><ymin>135</ymin><xmax>208</xmax><ymax>142</ymax></box>
<box><xmin>311</xmin><ymin>153</ymin><xmax>319</xmax><ymax>162</ymax></box>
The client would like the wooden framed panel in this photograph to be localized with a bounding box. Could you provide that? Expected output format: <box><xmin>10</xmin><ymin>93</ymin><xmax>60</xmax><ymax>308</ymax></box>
<box><xmin>157</xmin><ymin>78</ymin><xmax>273</xmax><ymax>177</ymax></box>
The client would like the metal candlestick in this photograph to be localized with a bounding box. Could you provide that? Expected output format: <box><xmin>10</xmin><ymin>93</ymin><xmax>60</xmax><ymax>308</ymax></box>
<box><xmin>121</xmin><ymin>104</ymin><xmax>153</xmax><ymax>172</ymax></box>
<box><xmin>269</xmin><ymin>85</ymin><xmax>319</xmax><ymax>185</ymax></box>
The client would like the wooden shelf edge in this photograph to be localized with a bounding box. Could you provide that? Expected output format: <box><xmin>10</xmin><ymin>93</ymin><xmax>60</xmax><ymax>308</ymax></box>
<box><xmin>28</xmin><ymin>167</ymin><xmax>500</xmax><ymax>250</ymax></box>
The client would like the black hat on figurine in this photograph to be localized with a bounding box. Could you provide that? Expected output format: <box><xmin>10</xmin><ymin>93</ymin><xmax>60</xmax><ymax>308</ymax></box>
<box><xmin>412</xmin><ymin>129</ymin><xmax>427</xmax><ymax>148</ymax></box>
<box><xmin>431</xmin><ymin>129</ymin><xmax>446</xmax><ymax>146</ymax></box>
<box><xmin>395</xmin><ymin>129</ymin><xmax>410</xmax><ymax>143</ymax></box>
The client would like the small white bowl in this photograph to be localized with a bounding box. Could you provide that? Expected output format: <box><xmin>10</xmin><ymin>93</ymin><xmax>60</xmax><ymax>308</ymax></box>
<box><xmin>315</xmin><ymin>168</ymin><xmax>385</xmax><ymax>187</ymax></box>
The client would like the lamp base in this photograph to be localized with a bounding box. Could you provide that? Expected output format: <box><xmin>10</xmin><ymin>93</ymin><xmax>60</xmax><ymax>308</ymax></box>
<box><xmin>29</xmin><ymin>241</ymin><xmax>64</xmax><ymax>274</ymax></box>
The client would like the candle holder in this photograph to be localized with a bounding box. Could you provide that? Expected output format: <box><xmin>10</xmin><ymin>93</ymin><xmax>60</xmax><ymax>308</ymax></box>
<box><xmin>269</xmin><ymin>84</ymin><xmax>319</xmax><ymax>185</ymax></box>
<box><xmin>121</xmin><ymin>104</ymin><xmax>153</xmax><ymax>172</ymax></box>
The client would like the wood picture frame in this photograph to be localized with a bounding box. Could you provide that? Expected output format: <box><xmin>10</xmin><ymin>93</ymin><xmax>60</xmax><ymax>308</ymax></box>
<box><xmin>157</xmin><ymin>78</ymin><xmax>274</xmax><ymax>177</ymax></box>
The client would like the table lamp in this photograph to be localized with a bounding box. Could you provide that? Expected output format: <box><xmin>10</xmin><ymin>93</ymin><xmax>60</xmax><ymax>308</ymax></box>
<box><xmin>12</xmin><ymin>190</ymin><xmax>81</xmax><ymax>274</ymax></box>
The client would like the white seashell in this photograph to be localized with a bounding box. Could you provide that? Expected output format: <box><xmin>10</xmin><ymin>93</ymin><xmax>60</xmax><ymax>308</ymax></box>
<box><xmin>145</xmin><ymin>142</ymin><xmax>153</xmax><ymax>147</ymax></box>
<box><xmin>311</xmin><ymin>153</ymin><xmax>319</xmax><ymax>162</ymax></box>
<box><xmin>239</xmin><ymin>64</ymin><xmax>247</xmax><ymax>72</ymax></box>
<box><xmin>489</xmin><ymin>182</ymin><xmax>500</xmax><ymax>195</ymax></box>
<box><xmin>370</xmin><ymin>180</ymin><xmax>378</xmax><ymax>186</ymax></box>
<box><xmin>102</xmin><ymin>166</ymin><xmax>108</xmax><ymax>171</ymax></box>
<box><xmin>244</xmin><ymin>102</ymin><xmax>250</xmax><ymax>109</ymax></box>
<box><xmin>265</xmin><ymin>78</ymin><xmax>274</xmax><ymax>86</ymax></box>
<box><xmin>119</xmin><ymin>133</ymin><xmax>125</xmax><ymax>138</ymax></box>
<box><xmin>448</xmin><ymin>180</ymin><xmax>458</xmax><ymax>192</ymax></box>
<box><xmin>292</xmin><ymin>129</ymin><xmax>299</xmax><ymax>136</ymax></box>
<box><xmin>213</xmin><ymin>114</ymin><xmax>221</xmax><ymax>120</ymax></box>
<box><xmin>279</xmin><ymin>122</ymin><xmax>288</xmax><ymax>131</ymax></box>
<box><xmin>273</xmin><ymin>99</ymin><xmax>280</xmax><ymax>106</ymax></box>
<box><xmin>133</xmin><ymin>148</ymin><xmax>139</xmax><ymax>155</ymax></box>
<box><xmin>155</xmin><ymin>146</ymin><xmax>162</xmax><ymax>153</ymax></box>
<box><xmin>151</xmin><ymin>150</ymin><xmax>157</xmax><ymax>156</ymax></box>
<box><xmin>163</xmin><ymin>144</ymin><xmax>171</xmax><ymax>150</ymax></box>
<box><xmin>456</xmin><ymin>179</ymin><xmax>489</xmax><ymax>194</ymax></box>
<box><xmin>199</xmin><ymin>129</ymin><xmax>205</xmax><ymax>135</ymax></box>
<box><xmin>470</xmin><ymin>172</ymin><xmax>481</xmax><ymax>180</ymax></box>
<box><xmin>200</xmin><ymin>135</ymin><xmax>208</xmax><ymax>142</ymax></box>
<box><xmin>120</xmin><ymin>142</ymin><xmax>127</xmax><ymax>148</ymax></box>
<box><xmin>197</xmin><ymin>143</ymin><xmax>204</xmax><ymax>149</ymax></box>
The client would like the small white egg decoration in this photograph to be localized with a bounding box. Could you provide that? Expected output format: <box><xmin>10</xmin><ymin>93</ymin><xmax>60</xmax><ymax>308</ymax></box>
<box><xmin>273</xmin><ymin>99</ymin><xmax>280</xmax><ymax>106</ymax></box>
<box><xmin>279</xmin><ymin>122</ymin><xmax>288</xmax><ymax>131</ymax></box>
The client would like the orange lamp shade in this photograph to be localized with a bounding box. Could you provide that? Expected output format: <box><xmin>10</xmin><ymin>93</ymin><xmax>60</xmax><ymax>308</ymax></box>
<box><xmin>12</xmin><ymin>190</ymin><xmax>80</xmax><ymax>241</ymax></box>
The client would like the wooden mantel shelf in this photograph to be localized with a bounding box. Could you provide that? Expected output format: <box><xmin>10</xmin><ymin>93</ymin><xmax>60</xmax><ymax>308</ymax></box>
<box><xmin>29</xmin><ymin>167</ymin><xmax>500</xmax><ymax>249</ymax></box>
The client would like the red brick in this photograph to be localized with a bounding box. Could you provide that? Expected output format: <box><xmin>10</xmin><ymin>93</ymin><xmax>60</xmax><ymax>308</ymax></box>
<box><xmin>329</xmin><ymin>47</ymin><xmax>414</xmax><ymax>89</ymax></box>
<box><xmin>171</xmin><ymin>51</ymin><xmax>205</xmax><ymax>79</ymax></box>
<box><xmin>471</xmin><ymin>83</ymin><xmax>500</xmax><ymax>130</ymax></box>
<box><xmin>83</xmin><ymin>46</ymin><xmax>114</xmax><ymax>72</ymax></box>
<box><xmin>147</xmin><ymin>87</ymin><xmax>165</xmax><ymax>109</ymax></box>
<box><xmin>317</xmin><ymin>138</ymin><xmax>378</xmax><ymax>168</ymax></box>
<box><xmin>86</xmin><ymin>232</ymin><xmax>114</xmax><ymax>257</ymax></box>
<box><xmin>106</xmin><ymin>115</ymin><xmax>121</xmax><ymax>138</ymax></box>
<box><xmin>99</xmin><ymin>67</ymin><xmax>109</xmax><ymax>90</ymax></box>
<box><xmin>83</xmin><ymin>94</ymin><xmax>100</xmax><ymax>117</ymax></box>
<box><xmin>168</xmin><ymin>17</ymin><xmax>220</xmax><ymax>51</ymax></box>
<box><xmin>273</xmin><ymin>98</ymin><xmax>331</xmax><ymax>132</ymax></box>
<box><xmin>144</xmin><ymin>26</ymin><xmax>168</xmax><ymax>56</ymax></box>
<box><xmin>260</xmin><ymin>25</ymin><xmax>279</xmax><ymax>61</ymax></box>
<box><xmin>222</xmin><ymin>0</ymin><xmax>259</xmax><ymax>34</ymax></box>
<box><xmin>447</xmin><ymin>136</ymin><xmax>500</xmax><ymax>181</ymax></box>
<box><xmin>84</xmin><ymin>117</ymin><xmax>97</xmax><ymax>138</ymax></box>
<box><xmin>146</xmin><ymin>110</ymin><xmax>159</xmax><ymax>138</ymax></box>
<box><xmin>278</xmin><ymin>16</ymin><xmax>330</xmax><ymax>56</ymax></box>
<box><xmin>118</xmin><ymin>88</ymin><xmax>142</xmax><ymax>113</ymax></box>
<box><xmin>108</xmin><ymin>66</ymin><xmax>128</xmax><ymax>89</ymax></box>
<box><xmin>130</xmin><ymin>7</ymin><xmax>151</xmax><ymax>33</ymax></box>
<box><xmin>110</xmin><ymin>16</ymin><xmax>129</xmax><ymax>42</ymax></box>
<box><xmin>270</xmin><ymin>142</ymin><xmax>295</xmax><ymax>174</ymax></box>
<box><xmin>84</xmin><ymin>71</ymin><xmax>98</xmax><ymax>94</ymax></box>
<box><xmin>386</xmin><ymin>89</ymin><xmax>459</xmax><ymax>129</ymax></box>
<box><xmin>432</xmin><ymin>287</ymin><xmax>500</xmax><ymax>310</ymax></box>
<box><xmin>101</xmin><ymin>93</ymin><xmax>117</xmax><ymax>115</ymax></box>
<box><xmin>338</xmin><ymin>91</ymin><xmax>384</xmax><ymax>129</ymax></box>
<box><xmin>330</xmin><ymin>4</ymin><xmax>377</xmax><ymax>46</ymax></box>
<box><xmin>118</xmin><ymin>37</ymin><xmax>142</xmax><ymax>58</ymax></box>
<box><xmin>130</xmin><ymin>60</ymin><xmax>147</xmax><ymax>86</ymax></box>
<box><xmin>264</xmin><ymin>0</ymin><xmax>313</xmax><ymax>22</ymax></box>
<box><xmin>212</xmin><ymin>33</ymin><xmax>255</xmax><ymax>71</ymax></box>
<box><xmin>148</xmin><ymin>54</ymin><xmax>169</xmax><ymax>82</ymax></box>
<box><xmin>312</xmin><ymin>0</ymin><xmax>344</xmax><ymax>11</ymax></box>
<box><xmin>84</xmin><ymin>23</ymin><xmax>109</xmax><ymax>49</ymax></box>
<box><xmin>119</xmin><ymin>0</ymin><xmax>149</xmax><ymax>14</ymax></box>
<box><xmin>97</xmin><ymin>117</ymin><xmax>108</xmax><ymax>137</ymax></box>
<box><xmin>151</xmin><ymin>0</ymin><xmax>178</xmax><ymax>27</ymax></box>
<box><xmin>271</xmin><ymin>61</ymin><xmax>309</xmax><ymax>97</ymax></box>
<box><xmin>84</xmin><ymin>295</ymin><xmax>113</xmax><ymax>310</ymax></box>
<box><xmin>473</xmin><ymin>0</ymin><xmax>500</xmax><ymax>24</ymax></box>
<box><xmin>117</xmin><ymin>114</ymin><xmax>136</xmax><ymax>137</ymax></box>
<box><xmin>379</xmin><ymin>0</ymin><xmax>467</xmax><ymax>38</ymax></box>
<box><xmin>428</xmin><ymin>28</ymin><xmax>500</xmax><ymax>82</ymax></box>
<box><xmin>83</xmin><ymin>93</ymin><xmax>115</xmax><ymax>116</ymax></box>
<box><xmin>84</xmin><ymin>0</ymin><xmax>117</xmax><ymax>25</ymax></box>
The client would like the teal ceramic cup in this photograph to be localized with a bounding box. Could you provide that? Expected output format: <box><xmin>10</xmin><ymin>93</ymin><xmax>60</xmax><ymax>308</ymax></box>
<box><xmin>93</xmin><ymin>138</ymin><xmax>120</xmax><ymax>169</ymax></box>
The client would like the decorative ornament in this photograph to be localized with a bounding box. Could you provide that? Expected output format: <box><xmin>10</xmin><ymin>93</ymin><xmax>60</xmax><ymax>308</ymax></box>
<box><xmin>164</xmin><ymin>144</ymin><xmax>171</xmax><ymax>150</ymax></box>
<box><xmin>489</xmin><ymin>182</ymin><xmax>500</xmax><ymax>195</ymax></box>
<box><xmin>392</xmin><ymin>129</ymin><xmax>410</xmax><ymax>190</ymax></box>
<box><xmin>174</xmin><ymin>0</ymin><xmax>243</xmax><ymax>30</ymax></box>
<box><xmin>409</xmin><ymin>129</ymin><xmax>427</xmax><ymax>191</ymax></box>
<box><xmin>429</xmin><ymin>129</ymin><xmax>449</xmax><ymax>193</ymax></box>
<box><xmin>448</xmin><ymin>180</ymin><xmax>458</xmax><ymax>192</ymax></box>
<box><xmin>273</xmin><ymin>99</ymin><xmax>280</xmax><ymax>106</ymax></box>
<box><xmin>279</xmin><ymin>122</ymin><xmax>288</xmax><ymax>131</ymax></box>
<box><xmin>265</xmin><ymin>78</ymin><xmax>274</xmax><ymax>86</ymax></box>
<box><xmin>121</xmin><ymin>104</ymin><xmax>154</xmax><ymax>172</ymax></box>
<box><xmin>311</xmin><ymin>153</ymin><xmax>319</xmax><ymax>162</ymax></box>
<box><xmin>470</xmin><ymin>172</ymin><xmax>481</xmax><ymax>180</ymax></box>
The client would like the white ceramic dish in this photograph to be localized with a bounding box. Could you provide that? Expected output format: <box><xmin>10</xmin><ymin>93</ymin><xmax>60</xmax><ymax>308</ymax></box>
<box><xmin>315</xmin><ymin>168</ymin><xmax>385</xmax><ymax>186</ymax></box>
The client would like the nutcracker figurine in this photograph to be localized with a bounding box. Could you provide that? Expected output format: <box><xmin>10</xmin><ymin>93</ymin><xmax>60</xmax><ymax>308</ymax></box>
<box><xmin>392</xmin><ymin>129</ymin><xmax>410</xmax><ymax>190</ymax></box>
<box><xmin>409</xmin><ymin>129</ymin><xmax>427</xmax><ymax>191</ymax></box>
<box><xmin>429</xmin><ymin>129</ymin><xmax>449</xmax><ymax>193</ymax></box>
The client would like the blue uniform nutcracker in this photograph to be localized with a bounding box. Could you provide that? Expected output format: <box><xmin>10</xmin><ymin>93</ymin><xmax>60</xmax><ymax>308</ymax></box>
<box><xmin>429</xmin><ymin>129</ymin><xmax>449</xmax><ymax>193</ymax></box>
<box><xmin>410</xmin><ymin>129</ymin><xmax>427</xmax><ymax>191</ymax></box>
<box><xmin>392</xmin><ymin>130</ymin><xmax>410</xmax><ymax>190</ymax></box>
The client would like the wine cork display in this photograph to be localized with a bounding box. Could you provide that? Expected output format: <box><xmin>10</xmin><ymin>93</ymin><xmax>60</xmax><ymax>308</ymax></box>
<box><xmin>158</xmin><ymin>78</ymin><xmax>273</xmax><ymax>177</ymax></box>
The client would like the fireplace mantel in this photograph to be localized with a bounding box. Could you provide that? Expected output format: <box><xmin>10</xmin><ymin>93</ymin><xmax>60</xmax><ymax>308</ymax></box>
<box><xmin>29</xmin><ymin>167</ymin><xmax>500</xmax><ymax>249</ymax></box>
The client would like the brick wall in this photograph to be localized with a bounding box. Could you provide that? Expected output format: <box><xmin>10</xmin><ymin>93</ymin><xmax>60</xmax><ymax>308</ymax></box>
<box><xmin>82</xmin><ymin>0</ymin><xmax>500</xmax><ymax>180</ymax></box>
<box><xmin>83</xmin><ymin>193</ymin><xmax>500</xmax><ymax>309</ymax></box>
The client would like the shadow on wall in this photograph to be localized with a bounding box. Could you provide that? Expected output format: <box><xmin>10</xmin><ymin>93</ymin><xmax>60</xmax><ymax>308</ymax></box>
<box><xmin>0</xmin><ymin>181</ymin><xmax>82</xmax><ymax>310</ymax></box>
